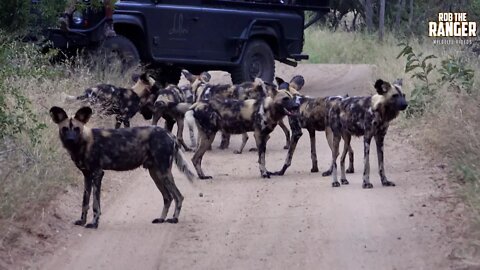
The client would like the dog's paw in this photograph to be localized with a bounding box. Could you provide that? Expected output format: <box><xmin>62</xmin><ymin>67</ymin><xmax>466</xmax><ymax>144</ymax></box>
<box><xmin>382</xmin><ymin>180</ymin><xmax>396</xmax><ymax>187</ymax></box>
<box><xmin>341</xmin><ymin>179</ymin><xmax>349</xmax><ymax>185</ymax></box>
<box><xmin>233</xmin><ymin>150</ymin><xmax>242</xmax><ymax>154</ymax></box>
<box><xmin>73</xmin><ymin>219</ymin><xmax>86</xmax><ymax>226</ymax></box>
<box><xmin>199</xmin><ymin>175</ymin><xmax>213</xmax><ymax>180</ymax></box>
<box><xmin>152</xmin><ymin>218</ymin><xmax>165</xmax><ymax>224</ymax></box>
<box><xmin>249</xmin><ymin>147</ymin><xmax>258</xmax><ymax>152</ymax></box>
<box><xmin>261</xmin><ymin>172</ymin><xmax>271</xmax><ymax>178</ymax></box>
<box><xmin>85</xmin><ymin>223</ymin><xmax>98</xmax><ymax>229</ymax></box>
<box><xmin>311</xmin><ymin>167</ymin><xmax>319</xmax><ymax>173</ymax></box>
<box><xmin>362</xmin><ymin>182</ymin><xmax>374</xmax><ymax>189</ymax></box>
<box><xmin>332</xmin><ymin>181</ymin><xmax>341</xmax><ymax>187</ymax></box>
<box><xmin>166</xmin><ymin>218</ymin><xmax>178</xmax><ymax>224</ymax></box>
<box><xmin>346</xmin><ymin>168</ymin><xmax>355</xmax><ymax>174</ymax></box>
<box><xmin>321</xmin><ymin>170</ymin><xmax>332</xmax><ymax>177</ymax></box>
<box><xmin>283</xmin><ymin>145</ymin><xmax>289</xmax><ymax>150</ymax></box>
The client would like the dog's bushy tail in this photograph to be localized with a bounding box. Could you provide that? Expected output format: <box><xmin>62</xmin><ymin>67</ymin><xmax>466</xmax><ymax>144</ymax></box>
<box><xmin>174</xmin><ymin>142</ymin><xmax>195</xmax><ymax>183</ymax></box>
<box><xmin>184</xmin><ymin>109</ymin><xmax>197</xmax><ymax>147</ymax></box>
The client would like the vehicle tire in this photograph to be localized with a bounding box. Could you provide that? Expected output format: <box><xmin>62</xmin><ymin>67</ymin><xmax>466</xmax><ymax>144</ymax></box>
<box><xmin>97</xmin><ymin>35</ymin><xmax>140</xmax><ymax>69</ymax></box>
<box><xmin>230</xmin><ymin>39</ymin><xmax>275</xmax><ymax>84</ymax></box>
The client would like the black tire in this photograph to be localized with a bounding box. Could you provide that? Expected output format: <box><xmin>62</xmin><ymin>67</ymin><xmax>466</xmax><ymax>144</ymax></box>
<box><xmin>231</xmin><ymin>39</ymin><xmax>275</xmax><ymax>84</ymax></box>
<box><xmin>97</xmin><ymin>35</ymin><xmax>140</xmax><ymax>69</ymax></box>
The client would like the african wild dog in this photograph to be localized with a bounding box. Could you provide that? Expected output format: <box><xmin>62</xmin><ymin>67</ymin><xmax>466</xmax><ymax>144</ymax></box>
<box><xmin>182</xmin><ymin>69</ymin><xmax>289</xmax><ymax>153</ymax></box>
<box><xmin>327</xmin><ymin>79</ymin><xmax>408</xmax><ymax>188</ymax></box>
<box><xmin>49</xmin><ymin>106</ymin><xmax>194</xmax><ymax>228</ymax></box>
<box><xmin>138</xmin><ymin>83</ymin><xmax>197</xmax><ymax>151</ymax></box>
<box><xmin>275</xmin><ymin>75</ymin><xmax>305</xmax><ymax>95</ymax></box>
<box><xmin>65</xmin><ymin>73</ymin><xmax>158</xmax><ymax>128</ymax></box>
<box><xmin>271</xmin><ymin>78</ymin><xmax>354</xmax><ymax>177</ymax></box>
<box><xmin>189</xmin><ymin>83</ymin><xmax>299</xmax><ymax>179</ymax></box>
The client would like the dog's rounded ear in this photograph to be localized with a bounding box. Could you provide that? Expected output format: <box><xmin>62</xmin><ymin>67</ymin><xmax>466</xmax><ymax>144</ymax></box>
<box><xmin>275</xmin><ymin>77</ymin><xmax>286</xmax><ymax>86</ymax></box>
<box><xmin>290</xmin><ymin>75</ymin><xmax>305</xmax><ymax>91</ymax></box>
<box><xmin>374</xmin><ymin>79</ymin><xmax>390</xmax><ymax>95</ymax></box>
<box><xmin>139</xmin><ymin>73</ymin><xmax>150</xmax><ymax>84</ymax></box>
<box><xmin>200</xmin><ymin>71</ymin><xmax>211</xmax><ymax>82</ymax></box>
<box><xmin>50</xmin><ymin>106</ymin><xmax>68</xmax><ymax>124</ymax></box>
<box><xmin>181</xmin><ymin>69</ymin><xmax>195</xmax><ymax>83</ymax></box>
<box><xmin>74</xmin><ymin>107</ymin><xmax>93</xmax><ymax>124</ymax></box>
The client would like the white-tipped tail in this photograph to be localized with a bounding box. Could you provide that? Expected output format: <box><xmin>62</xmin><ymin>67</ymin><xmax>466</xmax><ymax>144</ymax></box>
<box><xmin>185</xmin><ymin>110</ymin><xmax>197</xmax><ymax>148</ymax></box>
<box><xmin>174</xmin><ymin>145</ymin><xmax>195</xmax><ymax>183</ymax></box>
<box><xmin>63</xmin><ymin>93</ymin><xmax>78</xmax><ymax>103</ymax></box>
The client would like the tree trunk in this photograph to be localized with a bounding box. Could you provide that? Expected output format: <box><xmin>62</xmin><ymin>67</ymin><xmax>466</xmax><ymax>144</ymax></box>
<box><xmin>363</xmin><ymin>0</ymin><xmax>374</xmax><ymax>31</ymax></box>
<box><xmin>379</xmin><ymin>0</ymin><xmax>385</xmax><ymax>41</ymax></box>
<box><xmin>408</xmin><ymin>0</ymin><xmax>414</xmax><ymax>27</ymax></box>
<box><xmin>352</xmin><ymin>10</ymin><xmax>359</xmax><ymax>31</ymax></box>
<box><xmin>395</xmin><ymin>0</ymin><xmax>404</xmax><ymax>30</ymax></box>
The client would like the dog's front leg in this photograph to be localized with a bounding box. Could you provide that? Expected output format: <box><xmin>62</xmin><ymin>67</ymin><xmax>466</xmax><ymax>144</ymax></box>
<box><xmin>176</xmin><ymin>118</ymin><xmax>192</xmax><ymax>151</ymax></box>
<box><xmin>278</xmin><ymin>119</ymin><xmax>291</xmax><ymax>149</ymax></box>
<box><xmin>330</xmin><ymin>133</ymin><xmax>341</xmax><ymax>187</ymax></box>
<box><xmin>375</xmin><ymin>132</ymin><xmax>395</xmax><ymax>187</ymax></box>
<box><xmin>362</xmin><ymin>135</ymin><xmax>374</xmax><ymax>189</ymax></box>
<box><xmin>308</xmin><ymin>129</ymin><xmax>319</xmax><ymax>173</ymax></box>
<box><xmin>192</xmin><ymin>131</ymin><xmax>215</xmax><ymax>179</ymax></box>
<box><xmin>86</xmin><ymin>170</ymin><xmax>104</xmax><ymax>229</ymax></box>
<box><xmin>272</xmin><ymin>117</ymin><xmax>302</xmax><ymax>176</ymax></box>
<box><xmin>75</xmin><ymin>172</ymin><xmax>93</xmax><ymax>226</ymax></box>
<box><xmin>254</xmin><ymin>131</ymin><xmax>271</xmax><ymax>178</ymax></box>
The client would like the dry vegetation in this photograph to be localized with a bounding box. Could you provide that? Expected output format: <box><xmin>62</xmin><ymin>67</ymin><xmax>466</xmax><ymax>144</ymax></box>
<box><xmin>0</xmin><ymin>33</ymin><xmax>143</xmax><ymax>267</ymax></box>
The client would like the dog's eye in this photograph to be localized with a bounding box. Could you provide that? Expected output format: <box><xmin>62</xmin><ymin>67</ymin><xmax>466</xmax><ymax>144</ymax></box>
<box><xmin>73</xmin><ymin>127</ymin><xmax>81</xmax><ymax>133</ymax></box>
<box><xmin>61</xmin><ymin>127</ymin><xmax>68</xmax><ymax>133</ymax></box>
<box><xmin>282</xmin><ymin>97</ymin><xmax>290</xmax><ymax>101</ymax></box>
<box><xmin>392</xmin><ymin>94</ymin><xmax>399</xmax><ymax>98</ymax></box>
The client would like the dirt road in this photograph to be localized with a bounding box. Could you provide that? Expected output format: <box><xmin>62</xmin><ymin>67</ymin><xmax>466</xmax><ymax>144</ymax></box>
<box><xmin>38</xmin><ymin>64</ymin><xmax>454</xmax><ymax>270</ymax></box>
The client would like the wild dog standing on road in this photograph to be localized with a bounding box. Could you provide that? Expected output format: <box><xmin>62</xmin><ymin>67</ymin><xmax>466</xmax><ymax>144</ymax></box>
<box><xmin>140</xmin><ymin>83</ymin><xmax>196</xmax><ymax>151</ymax></box>
<box><xmin>327</xmin><ymin>79</ymin><xmax>408</xmax><ymax>188</ymax></box>
<box><xmin>50</xmin><ymin>106</ymin><xmax>194</xmax><ymax>228</ymax></box>
<box><xmin>65</xmin><ymin>73</ymin><xmax>158</xmax><ymax>128</ymax></box>
<box><xmin>182</xmin><ymin>69</ymin><xmax>286</xmax><ymax>153</ymax></box>
<box><xmin>272</xmin><ymin>78</ymin><xmax>354</xmax><ymax>177</ymax></box>
<box><xmin>189</xmin><ymin>84</ymin><xmax>299</xmax><ymax>179</ymax></box>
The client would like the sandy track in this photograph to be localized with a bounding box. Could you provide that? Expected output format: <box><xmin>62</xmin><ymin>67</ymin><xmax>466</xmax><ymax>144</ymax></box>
<box><xmin>38</xmin><ymin>64</ymin><xmax>453</xmax><ymax>270</ymax></box>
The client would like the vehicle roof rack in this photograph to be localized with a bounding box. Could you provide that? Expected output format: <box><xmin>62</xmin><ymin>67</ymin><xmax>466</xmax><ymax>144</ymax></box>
<box><xmin>205</xmin><ymin>0</ymin><xmax>330</xmax><ymax>11</ymax></box>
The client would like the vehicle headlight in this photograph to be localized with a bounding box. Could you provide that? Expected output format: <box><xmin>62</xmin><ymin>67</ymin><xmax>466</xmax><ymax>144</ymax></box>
<box><xmin>72</xmin><ymin>11</ymin><xmax>84</xmax><ymax>25</ymax></box>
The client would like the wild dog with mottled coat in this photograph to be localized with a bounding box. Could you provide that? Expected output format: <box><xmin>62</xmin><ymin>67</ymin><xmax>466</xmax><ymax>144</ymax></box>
<box><xmin>190</xmin><ymin>85</ymin><xmax>299</xmax><ymax>179</ymax></box>
<box><xmin>49</xmin><ymin>106</ymin><xmax>194</xmax><ymax>228</ymax></box>
<box><xmin>182</xmin><ymin>69</ymin><xmax>287</xmax><ymax>153</ymax></box>
<box><xmin>327</xmin><ymin>79</ymin><xmax>407</xmax><ymax>188</ymax></box>
<box><xmin>271</xmin><ymin>78</ymin><xmax>354</xmax><ymax>177</ymax></box>
<box><xmin>139</xmin><ymin>83</ymin><xmax>196</xmax><ymax>151</ymax></box>
<box><xmin>66</xmin><ymin>74</ymin><xmax>157</xmax><ymax>128</ymax></box>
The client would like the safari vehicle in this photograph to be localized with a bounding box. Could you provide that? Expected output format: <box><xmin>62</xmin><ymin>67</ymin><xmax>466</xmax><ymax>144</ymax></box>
<box><xmin>47</xmin><ymin>0</ymin><xmax>329</xmax><ymax>84</ymax></box>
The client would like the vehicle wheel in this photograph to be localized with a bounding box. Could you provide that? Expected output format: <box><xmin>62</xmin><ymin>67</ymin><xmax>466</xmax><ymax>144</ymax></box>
<box><xmin>231</xmin><ymin>39</ymin><xmax>274</xmax><ymax>84</ymax></box>
<box><xmin>97</xmin><ymin>35</ymin><xmax>140</xmax><ymax>69</ymax></box>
